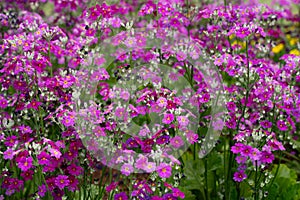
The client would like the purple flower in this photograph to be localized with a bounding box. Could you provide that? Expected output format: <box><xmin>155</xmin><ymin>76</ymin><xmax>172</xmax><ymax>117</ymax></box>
<box><xmin>233</xmin><ymin>170</ymin><xmax>247</xmax><ymax>182</ymax></box>
<box><xmin>177</xmin><ymin>116</ymin><xmax>189</xmax><ymax>127</ymax></box>
<box><xmin>143</xmin><ymin>162</ymin><xmax>156</xmax><ymax>173</ymax></box>
<box><xmin>240</xmin><ymin>145</ymin><xmax>253</xmax><ymax>157</ymax></box>
<box><xmin>114</xmin><ymin>192</ymin><xmax>128</xmax><ymax>200</ymax></box>
<box><xmin>157</xmin><ymin>97</ymin><xmax>167</xmax><ymax>107</ymax></box>
<box><xmin>17</xmin><ymin>156</ymin><xmax>33</xmax><ymax>171</ymax></box>
<box><xmin>38</xmin><ymin>184</ymin><xmax>47</xmax><ymax>197</ymax></box>
<box><xmin>67</xmin><ymin>163</ymin><xmax>83</xmax><ymax>176</ymax></box>
<box><xmin>3</xmin><ymin>148</ymin><xmax>14</xmax><ymax>160</ymax></box>
<box><xmin>172</xmin><ymin>188</ymin><xmax>185</xmax><ymax>198</ymax></box>
<box><xmin>135</xmin><ymin>155</ymin><xmax>148</xmax><ymax>169</ymax></box>
<box><xmin>37</xmin><ymin>151</ymin><xmax>51</xmax><ymax>165</ymax></box>
<box><xmin>260</xmin><ymin>120</ymin><xmax>272</xmax><ymax>129</ymax></box>
<box><xmin>156</xmin><ymin>135</ymin><xmax>170</xmax><ymax>145</ymax></box>
<box><xmin>55</xmin><ymin>175</ymin><xmax>70</xmax><ymax>190</ymax></box>
<box><xmin>277</xmin><ymin>120</ymin><xmax>288</xmax><ymax>131</ymax></box>
<box><xmin>260</xmin><ymin>151</ymin><xmax>274</xmax><ymax>163</ymax></box>
<box><xmin>162</xmin><ymin>113</ymin><xmax>174</xmax><ymax>124</ymax></box>
<box><xmin>186</xmin><ymin>131</ymin><xmax>198</xmax><ymax>144</ymax></box>
<box><xmin>157</xmin><ymin>163</ymin><xmax>172</xmax><ymax>178</ymax></box>
<box><xmin>231</xmin><ymin>143</ymin><xmax>244</xmax><ymax>154</ymax></box>
<box><xmin>49</xmin><ymin>148</ymin><xmax>62</xmax><ymax>159</ymax></box>
<box><xmin>121</xmin><ymin>163</ymin><xmax>134</xmax><ymax>176</ymax></box>
<box><xmin>176</xmin><ymin>51</ymin><xmax>187</xmax><ymax>61</ymax></box>
<box><xmin>170</xmin><ymin>136</ymin><xmax>184</xmax><ymax>148</ymax></box>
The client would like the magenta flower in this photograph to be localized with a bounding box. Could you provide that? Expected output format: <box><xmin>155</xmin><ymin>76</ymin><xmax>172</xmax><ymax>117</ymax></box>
<box><xmin>37</xmin><ymin>151</ymin><xmax>50</xmax><ymax>165</ymax></box>
<box><xmin>38</xmin><ymin>184</ymin><xmax>47</xmax><ymax>197</ymax></box>
<box><xmin>3</xmin><ymin>148</ymin><xmax>14</xmax><ymax>160</ymax></box>
<box><xmin>260</xmin><ymin>120</ymin><xmax>272</xmax><ymax>129</ymax></box>
<box><xmin>49</xmin><ymin>148</ymin><xmax>62</xmax><ymax>159</ymax></box>
<box><xmin>17</xmin><ymin>156</ymin><xmax>33</xmax><ymax>172</ymax></box>
<box><xmin>67</xmin><ymin>163</ymin><xmax>83</xmax><ymax>176</ymax></box>
<box><xmin>260</xmin><ymin>151</ymin><xmax>275</xmax><ymax>163</ymax></box>
<box><xmin>157</xmin><ymin>163</ymin><xmax>172</xmax><ymax>178</ymax></box>
<box><xmin>176</xmin><ymin>51</ymin><xmax>187</xmax><ymax>61</ymax></box>
<box><xmin>240</xmin><ymin>145</ymin><xmax>253</xmax><ymax>157</ymax></box>
<box><xmin>186</xmin><ymin>131</ymin><xmax>198</xmax><ymax>144</ymax></box>
<box><xmin>114</xmin><ymin>192</ymin><xmax>128</xmax><ymax>200</ymax></box>
<box><xmin>121</xmin><ymin>163</ymin><xmax>134</xmax><ymax>176</ymax></box>
<box><xmin>231</xmin><ymin>143</ymin><xmax>244</xmax><ymax>154</ymax></box>
<box><xmin>277</xmin><ymin>120</ymin><xmax>288</xmax><ymax>131</ymax></box>
<box><xmin>55</xmin><ymin>175</ymin><xmax>70</xmax><ymax>190</ymax></box>
<box><xmin>172</xmin><ymin>188</ymin><xmax>185</xmax><ymax>198</ymax></box>
<box><xmin>233</xmin><ymin>170</ymin><xmax>247</xmax><ymax>182</ymax></box>
<box><xmin>170</xmin><ymin>136</ymin><xmax>184</xmax><ymax>148</ymax></box>
<box><xmin>162</xmin><ymin>113</ymin><xmax>174</xmax><ymax>124</ymax></box>
<box><xmin>157</xmin><ymin>97</ymin><xmax>167</xmax><ymax>107</ymax></box>
<box><xmin>20</xmin><ymin>170</ymin><xmax>34</xmax><ymax>181</ymax></box>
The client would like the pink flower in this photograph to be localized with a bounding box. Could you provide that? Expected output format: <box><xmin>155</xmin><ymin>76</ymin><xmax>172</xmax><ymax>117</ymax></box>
<box><xmin>49</xmin><ymin>148</ymin><xmax>62</xmax><ymax>159</ymax></box>
<box><xmin>67</xmin><ymin>163</ymin><xmax>83</xmax><ymax>176</ymax></box>
<box><xmin>162</xmin><ymin>113</ymin><xmax>174</xmax><ymax>124</ymax></box>
<box><xmin>176</xmin><ymin>51</ymin><xmax>187</xmax><ymax>61</ymax></box>
<box><xmin>143</xmin><ymin>162</ymin><xmax>156</xmax><ymax>173</ymax></box>
<box><xmin>37</xmin><ymin>151</ymin><xmax>50</xmax><ymax>165</ymax></box>
<box><xmin>177</xmin><ymin>116</ymin><xmax>189</xmax><ymax>127</ymax></box>
<box><xmin>38</xmin><ymin>184</ymin><xmax>47</xmax><ymax>197</ymax></box>
<box><xmin>170</xmin><ymin>136</ymin><xmax>184</xmax><ymax>148</ymax></box>
<box><xmin>233</xmin><ymin>170</ymin><xmax>247</xmax><ymax>182</ymax></box>
<box><xmin>121</xmin><ymin>163</ymin><xmax>133</xmax><ymax>176</ymax></box>
<box><xmin>157</xmin><ymin>163</ymin><xmax>172</xmax><ymax>178</ymax></box>
<box><xmin>55</xmin><ymin>175</ymin><xmax>70</xmax><ymax>190</ymax></box>
<box><xmin>157</xmin><ymin>97</ymin><xmax>167</xmax><ymax>107</ymax></box>
<box><xmin>260</xmin><ymin>151</ymin><xmax>274</xmax><ymax>163</ymax></box>
<box><xmin>3</xmin><ymin>148</ymin><xmax>14</xmax><ymax>160</ymax></box>
<box><xmin>17</xmin><ymin>157</ymin><xmax>33</xmax><ymax>171</ymax></box>
<box><xmin>277</xmin><ymin>120</ymin><xmax>288</xmax><ymax>131</ymax></box>
<box><xmin>186</xmin><ymin>131</ymin><xmax>198</xmax><ymax>144</ymax></box>
<box><xmin>172</xmin><ymin>188</ymin><xmax>185</xmax><ymax>198</ymax></box>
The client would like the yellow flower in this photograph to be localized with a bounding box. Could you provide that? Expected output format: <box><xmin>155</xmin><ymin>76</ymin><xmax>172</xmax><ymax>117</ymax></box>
<box><xmin>289</xmin><ymin>38</ymin><xmax>298</xmax><ymax>46</ymax></box>
<box><xmin>272</xmin><ymin>43</ymin><xmax>284</xmax><ymax>54</ymax></box>
<box><xmin>289</xmin><ymin>49</ymin><xmax>300</xmax><ymax>56</ymax></box>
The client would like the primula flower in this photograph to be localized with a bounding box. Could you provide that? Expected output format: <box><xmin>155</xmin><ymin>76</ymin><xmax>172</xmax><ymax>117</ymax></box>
<box><xmin>67</xmin><ymin>163</ymin><xmax>83</xmax><ymax>176</ymax></box>
<box><xmin>170</xmin><ymin>136</ymin><xmax>184</xmax><ymax>148</ymax></box>
<box><xmin>162</xmin><ymin>113</ymin><xmax>174</xmax><ymax>124</ymax></box>
<box><xmin>49</xmin><ymin>148</ymin><xmax>62</xmax><ymax>159</ymax></box>
<box><xmin>172</xmin><ymin>188</ymin><xmax>185</xmax><ymax>198</ymax></box>
<box><xmin>20</xmin><ymin>170</ymin><xmax>34</xmax><ymax>181</ymax></box>
<box><xmin>156</xmin><ymin>135</ymin><xmax>170</xmax><ymax>145</ymax></box>
<box><xmin>3</xmin><ymin>148</ymin><xmax>14</xmax><ymax>160</ymax></box>
<box><xmin>177</xmin><ymin>116</ymin><xmax>189</xmax><ymax>127</ymax></box>
<box><xmin>233</xmin><ymin>170</ymin><xmax>247</xmax><ymax>182</ymax></box>
<box><xmin>260</xmin><ymin>151</ymin><xmax>275</xmax><ymax>163</ymax></box>
<box><xmin>55</xmin><ymin>175</ymin><xmax>70</xmax><ymax>190</ymax></box>
<box><xmin>17</xmin><ymin>156</ymin><xmax>33</xmax><ymax>171</ymax></box>
<box><xmin>157</xmin><ymin>97</ymin><xmax>167</xmax><ymax>107</ymax></box>
<box><xmin>157</xmin><ymin>163</ymin><xmax>172</xmax><ymax>178</ymax></box>
<box><xmin>143</xmin><ymin>162</ymin><xmax>156</xmax><ymax>173</ymax></box>
<box><xmin>276</xmin><ymin>120</ymin><xmax>288</xmax><ymax>131</ymax></box>
<box><xmin>37</xmin><ymin>151</ymin><xmax>51</xmax><ymax>165</ymax></box>
<box><xmin>114</xmin><ymin>192</ymin><xmax>128</xmax><ymax>200</ymax></box>
<box><xmin>38</xmin><ymin>184</ymin><xmax>47</xmax><ymax>197</ymax></box>
<box><xmin>121</xmin><ymin>163</ymin><xmax>134</xmax><ymax>176</ymax></box>
<box><xmin>68</xmin><ymin>176</ymin><xmax>79</xmax><ymax>192</ymax></box>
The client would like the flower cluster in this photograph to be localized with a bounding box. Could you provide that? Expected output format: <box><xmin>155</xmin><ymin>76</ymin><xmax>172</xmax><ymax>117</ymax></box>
<box><xmin>0</xmin><ymin>0</ymin><xmax>299</xmax><ymax>199</ymax></box>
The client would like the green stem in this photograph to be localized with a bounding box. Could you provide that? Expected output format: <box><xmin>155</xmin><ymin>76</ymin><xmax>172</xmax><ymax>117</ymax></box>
<box><xmin>254</xmin><ymin>161</ymin><xmax>258</xmax><ymax>200</ymax></box>
<box><xmin>204</xmin><ymin>157</ymin><xmax>209</xmax><ymax>200</ymax></box>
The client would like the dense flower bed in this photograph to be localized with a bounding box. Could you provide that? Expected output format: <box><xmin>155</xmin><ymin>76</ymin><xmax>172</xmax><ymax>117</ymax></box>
<box><xmin>0</xmin><ymin>0</ymin><xmax>300</xmax><ymax>199</ymax></box>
